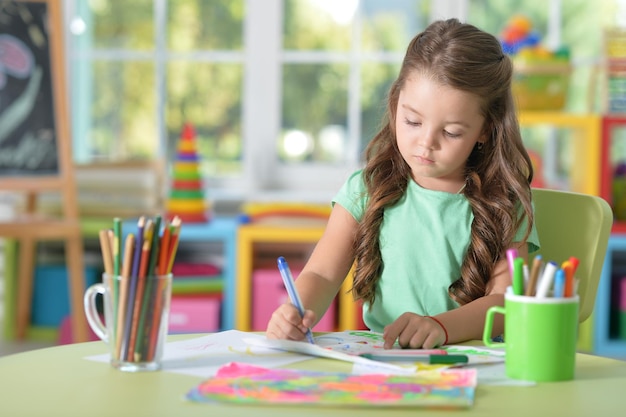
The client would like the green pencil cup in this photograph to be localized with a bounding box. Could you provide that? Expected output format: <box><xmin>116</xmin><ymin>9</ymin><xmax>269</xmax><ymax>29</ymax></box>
<box><xmin>483</xmin><ymin>291</ymin><xmax>579</xmax><ymax>382</ymax></box>
<box><xmin>84</xmin><ymin>273</ymin><xmax>173</xmax><ymax>372</ymax></box>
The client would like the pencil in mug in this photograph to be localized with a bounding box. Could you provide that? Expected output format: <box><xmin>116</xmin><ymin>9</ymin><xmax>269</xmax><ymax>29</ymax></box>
<box><xmin>145</xmin><ymin>217</ymin><xmax>183</xmax><ymax>360</ymax></box>
<box><xmin>134</xmin><ymin>215</ymin><xmax>162</xmax><ymax>361</ymax></box>
<box><xmin>126</xmin><ymin>219</ymin><xmax>153</xmax><ymax>362</ymax></box>
<box><xmin>146</xmin><ymin>217</ymin><xmax>172</xmax><ymax>359</ymax></box>
<box><xmin>121</xmin><ymin>216</ymin><xmax>145</xmax><ymax>360</ymax></box>
<box><xmin>98</xmin><ymin>229</ymin><xmax>114</xmax><ymax>276</ymax></box>
<box><xmin>109</xmin><ymin>218</ymin><xmax>122</xmax><ymax>338</ymax></box>
<box><xmin>115</xmin><ymin>233</ymin><xmax>135</xmax><ymax>361</ymax></box>
<box><xmin>166</xmin><ymin>216</ymin><xmax>182</xmax><ymax>274</ymax></box>
<box><xmin>145</xmin><ymin>275</ymin><xmax>168</xmax><ymax>362</ymax></box>
<box><xmin>157</xmin><ymin>218</ymin><xmax>172</xmax><ymax>276</ymax></box>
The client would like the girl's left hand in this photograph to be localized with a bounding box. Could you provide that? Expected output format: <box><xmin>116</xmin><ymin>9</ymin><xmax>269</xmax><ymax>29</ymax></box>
<box><xmin>382</xmin><ymin>312</ymin><xmax>446</xmax><ymax>349</ymax></box>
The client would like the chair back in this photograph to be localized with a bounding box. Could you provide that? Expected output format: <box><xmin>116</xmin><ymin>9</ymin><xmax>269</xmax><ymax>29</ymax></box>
<box><xmin>532</xmin><ymin>188</ymin><xmax>613</xmax><ymax>322</ymax></box>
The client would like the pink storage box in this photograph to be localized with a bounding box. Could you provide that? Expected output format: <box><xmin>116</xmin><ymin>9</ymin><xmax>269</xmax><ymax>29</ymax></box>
<box><xmin>58</xmin><ymin>315</ymin><xmax>100</xmax><ymax>345</ymax></box>
<box><xmin>168</xmin><ymin>296</ymin><xmax>221</xmax><ymax>333</ymax></box>
<box><xmin>252</xmin><ymin>269</ymin><xmax>336</xmax><ymax>331</ymax></box>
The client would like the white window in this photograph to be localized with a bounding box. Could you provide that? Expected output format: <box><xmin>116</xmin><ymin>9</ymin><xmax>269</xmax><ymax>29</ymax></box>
<box><xmin>64</xmin><ymin>0</ymin><xmax>615</xmax><ymax>204</ymax></box>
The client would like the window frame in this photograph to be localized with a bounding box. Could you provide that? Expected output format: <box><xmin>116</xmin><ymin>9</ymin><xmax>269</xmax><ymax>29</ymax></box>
<box><xmin>63</xmin><ymin>0</ymin><xmax>569</xmax><ymax>203</ymax></box>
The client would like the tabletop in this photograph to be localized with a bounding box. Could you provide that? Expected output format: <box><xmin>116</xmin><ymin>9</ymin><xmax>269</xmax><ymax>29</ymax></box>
<box><xmin>0</xmin><ymin>335</ymin><xmax>625</xmax><ymax>417</ymax></box>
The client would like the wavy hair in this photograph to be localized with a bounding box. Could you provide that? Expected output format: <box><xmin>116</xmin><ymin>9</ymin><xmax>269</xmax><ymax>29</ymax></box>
<box><xmin>352</xmin><ymin>19</ymin><xmax>534</xmax><ymax>306</ymax></box>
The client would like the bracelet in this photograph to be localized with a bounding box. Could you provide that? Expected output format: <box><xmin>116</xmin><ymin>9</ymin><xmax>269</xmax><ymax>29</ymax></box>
<box><xmin>426</xmin><ymin>316</ymin><xmax>449</xmax><ymax>346</ymax></box>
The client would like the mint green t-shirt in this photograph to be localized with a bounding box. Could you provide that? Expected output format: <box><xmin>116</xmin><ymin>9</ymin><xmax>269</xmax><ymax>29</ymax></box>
<box><xmin>332</xmin><ymin>170</ymin><xmax>540</xmax><ymax>333</ymax></box>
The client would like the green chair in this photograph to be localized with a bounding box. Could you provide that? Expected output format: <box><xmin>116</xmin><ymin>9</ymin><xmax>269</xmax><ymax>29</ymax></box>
<box><xmin>531</xmin><ymin>188</ymin><xmax>613</xmax><ymax>322</ymax></box>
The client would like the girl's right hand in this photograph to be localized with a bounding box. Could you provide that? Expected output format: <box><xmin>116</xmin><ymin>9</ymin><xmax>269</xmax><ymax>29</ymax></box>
<box><xmin>266</xmin><ymin>302</ymin><xmax>316</xmax><ymax>341</ymax></box>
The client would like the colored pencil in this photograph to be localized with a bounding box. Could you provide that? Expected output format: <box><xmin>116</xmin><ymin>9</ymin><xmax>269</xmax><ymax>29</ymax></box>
<box><xmin>158</xmin><ymin>218</ymin><xmax>172</xmax><ymax>276</ymax></box>
<box><xmin>147</xmin><ymin>215</ymin><xmax>162</xmax><ymax>277</ymax></box>
<box><xmin>121</xmin><ymin>216</ymin><xmax>145</xmax><ymax>360</ymax></box>
<box><xmin>113</xmin><ymin>217</ymin><xmax>122</xmax><ymax>275</ymax></box>
<box><xmin>115</xmin><ymin>233</ymin><xmax>135</xmax><ymax>360</ymax></box>
<box><xmin>146</xmin><ymin>277</ymin><xmax>167</xmax><ymax>362</ymax></box>
<box><xmin>98</xmin><ymin>229</ymin><xmax>114</xmax><ymax>276</ymax></box>
<box><xmin>135</xmin><ymin>215</ymin><xmax>162</xmax><ymax>361</ymax></box>
<box><xmin>166</xmin><ymin>216</ymin><xmax>182</xmax><ymax>274</ymax></box>
<box><xmin>127</xmin><ymin>220</ymin><xmax>153</xmax><ymax>361</ymax></box>
<box><xmin>112</xmin><ymin>218</ymin><xmax>122</xmax><ymax>334</ymax></box>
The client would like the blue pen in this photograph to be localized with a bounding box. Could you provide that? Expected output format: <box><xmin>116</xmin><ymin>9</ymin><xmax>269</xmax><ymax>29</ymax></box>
<box><xmin>277</xmin><ymin>256</ymin><xmax>315</xmax><ymax>344</ymax></box>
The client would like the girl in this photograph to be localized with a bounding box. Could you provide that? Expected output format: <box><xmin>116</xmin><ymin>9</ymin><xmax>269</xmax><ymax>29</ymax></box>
<box><xmin>266</xmin><ymin>19</ymin><xmax>540</xmax><ymax>349</ymax></box>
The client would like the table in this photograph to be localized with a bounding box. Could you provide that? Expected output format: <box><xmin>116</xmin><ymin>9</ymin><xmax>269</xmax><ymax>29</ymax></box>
<box><xmin>0</xmin><ymin>335</ymin><xmax>625</xmax><ymax>416</ymax></box>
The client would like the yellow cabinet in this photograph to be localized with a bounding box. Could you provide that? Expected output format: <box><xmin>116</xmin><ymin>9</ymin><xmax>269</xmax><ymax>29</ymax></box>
<box><xmin>235</xmin><ymin>223</ymin><xmax>359</xmax><ymax>331</ymax></box>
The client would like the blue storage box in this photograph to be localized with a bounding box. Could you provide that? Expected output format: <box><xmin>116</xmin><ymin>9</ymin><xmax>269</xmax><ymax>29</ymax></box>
<box><xmin>31</xmin><ymin>265</ymin><xmax>99</xmax><ymax>327</ymax></box>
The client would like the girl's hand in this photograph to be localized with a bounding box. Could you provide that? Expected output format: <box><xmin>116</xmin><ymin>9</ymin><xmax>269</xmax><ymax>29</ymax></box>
<box><xmin>266</xmin><ymin>302</ymin><xmax>316</xmax><ymax>341</ymax></box>
<box><xmin>382</xmin><ymin>312</ymin><xmax>446</xmax><ymax>349</ymax></box>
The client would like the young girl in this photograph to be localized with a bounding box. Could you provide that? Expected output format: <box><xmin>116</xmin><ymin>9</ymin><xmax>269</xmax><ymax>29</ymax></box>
<box><xmin>266</xmin><ymin>19</ymin><xmax>540</xmax><ymax>349</ymax></box>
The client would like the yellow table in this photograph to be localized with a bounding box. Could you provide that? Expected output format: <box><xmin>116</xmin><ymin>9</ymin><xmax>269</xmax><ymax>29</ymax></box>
<box><xmin>0</xmin><ymin>336</ymin><xmax>625</xmax><ymax>416</ymax></box>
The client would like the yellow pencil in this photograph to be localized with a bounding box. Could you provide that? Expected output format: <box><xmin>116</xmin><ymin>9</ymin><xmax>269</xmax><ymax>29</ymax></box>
<box><xmin>98</xmin><ymin>229</ymin><xmax>114</xmax><ymax>276</ymax></box>
<box><xmin>166</xmin><ymin>216</ymin><xmax>182</xmax><ymax>274</ymax></box>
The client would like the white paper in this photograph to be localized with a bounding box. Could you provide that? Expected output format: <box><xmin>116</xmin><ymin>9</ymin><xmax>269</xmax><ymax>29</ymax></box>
<box><xmin>85</xmin><ymin>330</ymin><xmax>313</xmax><ymax>377</ymax></box>
<box><xmin>243</xmin><ymin>337</ymin><xmax>417</xmax><ymax>375</ymax></box>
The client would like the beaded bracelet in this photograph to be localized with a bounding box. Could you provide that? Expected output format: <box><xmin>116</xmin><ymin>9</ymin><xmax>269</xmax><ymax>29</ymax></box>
<box><xmin>425</xmin><ymin>316</ymin><xmax>449</xmax><ymax>346</ymax></box>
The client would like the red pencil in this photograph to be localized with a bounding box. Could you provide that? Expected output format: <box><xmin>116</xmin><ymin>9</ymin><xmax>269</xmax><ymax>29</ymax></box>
<box><xmin>158</xmin><ymin>219</ymin><xmax>172</xmax><ymax>276</ymax></box>
<box><xmin>145</xmin><ymin>277</ymin><xmax>167</xmax><ymax>362</ymax></box>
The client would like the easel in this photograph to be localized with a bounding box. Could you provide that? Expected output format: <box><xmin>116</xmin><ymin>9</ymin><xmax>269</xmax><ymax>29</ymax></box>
<box><xmin>0</xmin><ymin>0</ymin><xmax>88</xmax><ymax>342</ymax></box>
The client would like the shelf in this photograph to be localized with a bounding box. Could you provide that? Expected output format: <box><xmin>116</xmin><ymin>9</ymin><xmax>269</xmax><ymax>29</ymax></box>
<box><xmin>122</xmin><ymin>216</ymin><xmax>239</xmax><ymax>330</ymax></box>
<box><xmin>518</xmin><ymin>111</ymin><xmax>601</xmax><ymax>196</ymax></box>
<box><xmin>594</xmin><ymin>234</ymin><xmax>626</xmax><ymax>358</ymax></box>
<box><xmin>601</xmin><ymin>115</ymin><xmax>626</xmax><ymax>232</ymax></box>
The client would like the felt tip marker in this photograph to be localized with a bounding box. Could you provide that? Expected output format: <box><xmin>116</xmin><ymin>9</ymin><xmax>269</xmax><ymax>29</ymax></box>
<box><xmin>359</xmin><ymin>349</ymin><xmax>447</xmax><ymax>357</ymax></box>
<box><xmin>535</xmin><ymin>261</ymin><xmax>558</xmax><ymax>298</ymax></box>
<box><xmin>512</xmin><ymin>257</ymin><xmax>525</xmax><ymax>296</ymax></box>
<box><xmin>360</xmin><ymin>353</ymin><xmax>469</xmax><ymax>364</ymax></box>
<box><xmin>506</xmin><ymin>248</ymin><xmax>519</xmax><ymax>278</ymax></box>
<box><xmin>553</xmin><ymin>268</ymin><xmax>565</xmax><ymax>298</ymax></box>
<box><xmin>277</xmin><ymin>256</ymin><xmax>315</xmax><ymax>344</ymax></box>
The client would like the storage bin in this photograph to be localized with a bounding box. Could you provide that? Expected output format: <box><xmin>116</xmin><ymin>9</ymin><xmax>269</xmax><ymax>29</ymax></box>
<box><xmin>32</xmin><ymin>265</ymin><xmax>99</xmax><ymax>327</ymax></box>
<box><xmin>621</xmin><ymin>277</ymin><xmax>626</xmax><ymax>340</ymax></box>
<box><xmin>252</xmin><ymin>269</ymin><xmax>336</xmax><ymax>331</ymax></box>
<box><xmin>168</xmin><ymin>295</ymin><xmax>221</xmax><ymax>333</ymax></box>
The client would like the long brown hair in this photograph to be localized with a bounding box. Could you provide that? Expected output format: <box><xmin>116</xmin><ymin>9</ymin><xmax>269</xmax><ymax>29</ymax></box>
<box><xmin>352</xmin><ymin>19</ymin><xmax>533</xmax><ymax>306</ymax></box>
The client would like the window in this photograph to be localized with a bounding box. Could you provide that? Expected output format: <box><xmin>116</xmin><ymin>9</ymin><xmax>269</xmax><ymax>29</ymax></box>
<box><xmin>65</xmin><ymin>0</ymin><xmax>618</xmax><ymax>203</ymax></box>
<box><xmin>66</xmin><ymin>0</ymin><xmax>429</xmax><ymax>202</ymax></box>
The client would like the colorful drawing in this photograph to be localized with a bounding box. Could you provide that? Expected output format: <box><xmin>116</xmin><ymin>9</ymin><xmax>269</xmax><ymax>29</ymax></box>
<box><xmin>187</xmin><ymin>362</ymin><xmax>476</xmax><ymax>408</ymax></box>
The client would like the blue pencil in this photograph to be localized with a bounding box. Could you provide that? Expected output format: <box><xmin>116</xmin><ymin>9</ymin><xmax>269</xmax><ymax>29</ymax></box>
<box><xmin>277</xmin><ymin>256</ymin><xmax>315</xmax><ymax>344</ymax></box>
<box><xmin>121</xmin><ymin>216</ymin><xmax>145</xmax><ymax>360</ymax></box>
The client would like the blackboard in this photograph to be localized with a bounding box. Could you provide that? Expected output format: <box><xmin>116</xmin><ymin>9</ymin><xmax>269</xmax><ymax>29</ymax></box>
<box><xmin>0</xmin><ymin>0</ymin><xmax>60</xmax><ymax>176</ymax></box>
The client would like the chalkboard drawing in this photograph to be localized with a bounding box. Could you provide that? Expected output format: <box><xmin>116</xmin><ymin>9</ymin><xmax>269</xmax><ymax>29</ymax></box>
<box><xmin>0</xmin><ymin>1</ymin><xmax>59</xmax><ymax>175</ymax></box>
<box><xmin>0</xmin><ymin>0</ymin><xmax>89</xmax><ymax>344</ymax></box>
<box><xmin>0</xmin><ymin>34</ymin><xmax>33</xmax><ymax>88</ymax></box>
